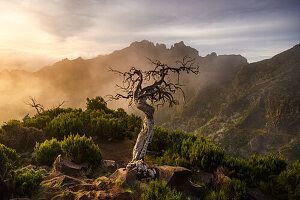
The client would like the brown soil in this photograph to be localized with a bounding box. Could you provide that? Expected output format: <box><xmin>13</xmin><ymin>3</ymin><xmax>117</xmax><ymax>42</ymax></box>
<box><xmin>98</xmin><ymin>138</ymin><xmax>135</xmax><ymax>168</ymax></box>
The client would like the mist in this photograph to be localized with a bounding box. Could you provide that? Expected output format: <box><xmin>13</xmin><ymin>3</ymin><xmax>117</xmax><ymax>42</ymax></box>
<box><xmin>0</xmin><ymin>40</ymin><xmax>248</xmax><ymax>124</ymax></box>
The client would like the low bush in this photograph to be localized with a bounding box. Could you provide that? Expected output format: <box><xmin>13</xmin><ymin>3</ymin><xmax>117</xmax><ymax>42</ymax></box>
<box><xmin>61</xmin><ymin>134</ymin><xmax>102</xmax><ymax>168</ymax></box>
<box><xmin>0</xmin><ymin>144</ymin><xmax>19</xmax><ymax>180</ymax></box>
<box><xmin>205</xmin><ymin>190</ymin><xmax>226</xmax><ymax>200</ymax></box>
<box><xmin>86</xmin><ymin>96</ymin><xmax>113</xmax><ymax>113</ymax></box>
<box><xmin>45</xmin><ymin>111</ymin><xmax>85</xmax><ymax>138</ymax></box>
<box><xmin>223</xmin><ymin>178</ymin><xmax>248</xmax><ymax>200</ymax></box>
<box><xmin>148</xmin><ymin>126</ymin><xmax>169</xmax><ymax>152</ymax></box>
<box><xmin>141</xmin><ymin>179</ymin><xmax>182</xmax><ymax>200</ymax></box>
<box><xmin>261</xmin><ymin>161</ymin><xmax>300</xmax><ymax>200</ymax></box>
<box><xmin>152</xmin><ymin>127</ymin><xmax>224</xmax><ymax>172</ymax></box>
<box><xmin>249</xmin><ymin>154</ymin><xmax>287</xmax><ymax>182</ymax></box>
<box><xmin>0</xmin><ymin>124</ymin><xmax>45</xmax><ymax>153</ymax></box>
<box><xmin>23</xmin><ymin>115</ymin><xmax>51</xmax><ymax>130</ymax></box>
<box><xmin>9</xmin><ymin>167</ymin><xmax>43</xmax><ymax>197</ymax></box>
<box><xmin>224</xmin><ymin>154</ymin><xmax>287</xmax><ymax>187</ymax></box>
<box><xmin>34</xmin><ymin>138</ymin><xmax>62</xmax><ymax>166</ymax></box>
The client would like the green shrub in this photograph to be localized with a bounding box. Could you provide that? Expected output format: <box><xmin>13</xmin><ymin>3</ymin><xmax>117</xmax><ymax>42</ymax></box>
<box><xmin>223</xmin><ymin>178</ymin><xmax>248</xmax><ymax>200</ymax></box>
<box><xmin>223</xmin><ymin>157</ymin><xmax>255</xmax><ymax>186</ymax></box>
<box><xmin>0</xmin><ymin>144</ymin><xmax>19</xmax><ymax>180</ymax></box>
<box><xmin>34</xmin><ymin>138</ymin><xmax>62</xmax><ymax>166</ymax></box>
<box><xmin>261</xmin><ymin>160</ymin><xmax>300</xmax><ymax>200</ymax></box>
<box><xmin>86</xmin><ymin>96</ymin><xmax>112</xmax><ymax>113</ymax></box>
<box><xmin>206</xmin><ymin>190</ymin><xmax>226</xmax><ymax>200</ymax></box>
<box><xmin>23</xmin><ymin>115</ymin><xmax>51</xmax><ymax>130</ymax></box>
<box><xmin>148</xmin><ymin>126</ymin><xmax>169</xmax><ymax>152</ymax></box>
<box><xmin>46</xmin><ymin>111</ymin><xmax>85</xmax><ymax>138</ymax></box>
<box><xmin>153</xmin><ymin>128</ymin><xmax>224</xmax><ymax>172</ymax></box>
<box><xmin>9</xmin><ymin>167</ymin><xmax>43</xmax><ymax>197</ymax></box>
<box><xmin>189</xmin><ymin>137</ymin><xmax>224</xmax><ymax>171</ymax></box>
<box><xmin>249</xmin><ymin>154</ymin><xmax>287</xmax><ymax>182</ymax></box>
<box><xmin>6</xmin><ymin>120</ymin><xmax>22</xmax><ymax>126</ymax></box>
<box><xmin>61</xmin><ymin>134</ymin><xmax>102</xmax><ymax>168</ymax></box>
<box><xmin>141</xmin><ymin>179</ymin><xmax>182</xmax><ymax>200</ymax></box>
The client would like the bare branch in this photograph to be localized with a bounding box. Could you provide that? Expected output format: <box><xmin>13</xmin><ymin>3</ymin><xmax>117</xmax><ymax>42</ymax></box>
<box><xmin>109</xmin><ymin>56</ymin><xmax>199</xmax><ymax>108</ymax></box>
<box><xmin>25</xmin><ymin>96</ymin><xmax>44</xmax><ymax>114</ymax></box>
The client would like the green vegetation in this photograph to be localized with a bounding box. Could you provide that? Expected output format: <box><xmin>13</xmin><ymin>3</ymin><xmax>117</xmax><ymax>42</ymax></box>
<box><xmin>141</xmin><ymin>179</ymin><xmax>182</xmax><ymax>200</ymax></box>
<box><xmin>61</xmin><ymin>134</ymin><xmax>102</xmax><ymax>168</ymax></box>
<box><xmin>9</xmin><ymin>167</ymin><xmax>43</xmax><ymax>197</ymax></box>
<box><xmin>151</xmin><ymin>127</ymin><xmax>224</xmax><ymax>172</ymax></box>
<box><xmin>222</xmin><ymin>179</ymin><xmax>248</xmax><ymax>200</ymax></box>
<box><xmin>260</xmin><ymin>161</ymin><xmax>300</xmax><ymax>200</ymax></box>
<box><xmin>34</xmin><ymin>134</ymin><xmax>102</xmax><ymax>168</ymax></box>
<box><xmin>34</xmin><ymin>138</ymin><xmax>62</xmax><ymax>166</ymax></box>
<box><xmin>21</xmin><ymin>96</ymin><xmax>142</xmax><ymax>140</ymax></box>
<box><xmin>205</xmin><ymin>190</ymin><xmax>226</xmax><ymax>200</ymax></box>
<box><xmin>0</xmin><ymin>144</ymin><xmax>19</xmax><ymax>180</ymax></box>
<box><xmin>0</xmin><ymin>95</ymin><xmax>299</xmax><ymax>199</ymax></box>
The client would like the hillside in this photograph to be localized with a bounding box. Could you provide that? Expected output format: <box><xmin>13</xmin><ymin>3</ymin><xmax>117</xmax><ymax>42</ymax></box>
<box><xmin>0</xmin><ymin>40</ymin><xmax>246</xmax><ymax>123</ymax></box>
<box><xmin>160</xmin><ymin>43</ymin><xmax>300</xmax><ymax>162</ymax></box>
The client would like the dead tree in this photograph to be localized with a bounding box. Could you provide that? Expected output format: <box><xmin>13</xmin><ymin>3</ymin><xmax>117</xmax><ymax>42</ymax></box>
<box><xmin>25</xmin><ymin>96</ymin><xmax>44</xmax><ymax>115</ymax></box>
<box><xmin>108</xmin><ymin>56</ymin><xmax>199</xmax><ymax>177</ymax></box>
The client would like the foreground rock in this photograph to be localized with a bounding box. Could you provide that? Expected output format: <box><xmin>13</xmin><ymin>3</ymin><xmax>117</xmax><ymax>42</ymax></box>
<box><xmin>154</xmin><ymin>165</ymin><xmax>192</xmax><ymax>186</ymax></box>
<box><xmin>52</xmin><ymin>155</ymin><xmax>89</xmax><ymax>176</ymax></box>
<box><xmin>41</xmin><ymin>174</ymin><xmax>132</xmax><ymax>200</ymax></box>
<box><xmin>154</xmin><ymin>165</ymin><xmax>205</xmax><ymax>197</ymax></box>
<box><xmin>109</xmin><ymin>168</ymin><xmax>138</xmax><ymax>185</ymax></box>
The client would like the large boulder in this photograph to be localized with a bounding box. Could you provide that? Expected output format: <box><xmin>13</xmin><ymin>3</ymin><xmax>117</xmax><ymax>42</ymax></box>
<box><xmin>247</xmin><ymin>188</ymin><xmax>267</xmax><ymax>200</ymax></box>
<box><xmin>194</xmin><ymin>170</ymin><xmax>214</xmax><ymax>186</ymax></box>
<box><xmin>109</xmin><ymin>168</ymin><xmax>137</xmax><ymax>185</ymax></box>
<box><xmin>154</xmin><ymin>165</ymin><xmax>205</xmax><ymax>197</ymax></box>
<box><xmin>154</xmin><ymin>165</ymin><xmax>192</xmax><ymax>186</ymax></box>
<box><xmin>52</xmin><ymin>155</ymin><xmax>89</xmax><ymax>176</ymax></box>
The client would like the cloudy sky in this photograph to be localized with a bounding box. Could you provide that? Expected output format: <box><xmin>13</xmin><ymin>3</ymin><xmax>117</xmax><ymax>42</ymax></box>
<box><xmin>0</xmin><ymin>0</ymin><xmax>299</xmax><ymax>70</ymax></box>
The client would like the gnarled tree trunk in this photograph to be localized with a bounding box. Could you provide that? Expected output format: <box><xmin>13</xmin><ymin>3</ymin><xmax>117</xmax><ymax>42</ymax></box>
<box><xmin>127</xmin><ymin>97</ymin><xmax>156</xmax><ymax>178</ymax></box>
<box><xmin>131</xmin><ymin>98</ymin><xmax>154</xmax><ymax>162</ymax></box>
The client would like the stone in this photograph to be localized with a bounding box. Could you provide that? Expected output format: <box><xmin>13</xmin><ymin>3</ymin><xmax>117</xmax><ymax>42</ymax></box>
<box><xmin>52</xmin><ymin>155</ymin><xmax>89</xmax><ymax>176</ymax></box>
<box><xmin>109</xmin><ymin>168</ymin><xmax>137</xmax><ymax>185</ymax></box>
<box><xmin>176</xmin><ymin>180</ymin><xmax>205</xmax><ymax>197</ymax></box>
<box><xmin>213</xmin><ymin>166</ymin><xmax>232</xmax><ymax>187</ymax></box>
<box><xmin>102</xmin><ymin>160</ymin><xmax>117</xmax><ymax>171</ymax></box>
<box><xmin>0</xmin><ymin>180</ymin><xmax>12</xmax><ymax>200</ymax></box>
<box><xmin>194</xmin><ymin>170</ymin><xmax>214</xmax><ymax>186</ymax></box>
<box><xmin>247</xmin><ymin>188</ymin><xmax>266</xmax><ymax>200</ymax></box>
<box><xmin>154</xmin><ymin>165</ymin><xmax>192</xmax><ymax>186</ymax></box>
<box><xmin>41</xmin><ymin>175</ymin><xmax>82</xmax><ymax>188</ymax></box>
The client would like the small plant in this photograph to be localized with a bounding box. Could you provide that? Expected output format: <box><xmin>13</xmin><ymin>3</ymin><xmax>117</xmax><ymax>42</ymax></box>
<box><xmin>142</xmin><ymin>179</ymin><xmax>182</xmax><ymax>200</ymax></box>
<box><xmin>115</xmin><ymin>179</ymin><xmax>125</xmax><ymax>187</ymax></box>
<box><xmin>61</xmin><ymin>134</ymin><xmax>102</xmax><ymax>168</ymax></box>
<box><xmin>0</xmin><ymin>144</ymin><xmax>19</xmax><ymax>180</ymax></box>
<box><xmin>9</xmin><ymin>167</ymin><xmax>43</xmax><ymax>197</ymax></box>
<box><xmin>34</xmin><ymin>138</ymin><xmax>62</xmax><ymax>166</ymax></box>
<box><xmin>223</xmin><ymin>178</ymin><xmax>248</xmax><ymax>200</ymax></box>
<box><xmin>206</xmin><ymin>190</ymin><xmax>226</xmax><ymax>200</ymax></box>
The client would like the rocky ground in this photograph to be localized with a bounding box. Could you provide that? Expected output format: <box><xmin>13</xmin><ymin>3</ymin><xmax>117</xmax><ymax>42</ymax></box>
<box><xmin>3</xmin><ymin>151</ymin><xmax>268</xmax><ymax>200</ymax></box>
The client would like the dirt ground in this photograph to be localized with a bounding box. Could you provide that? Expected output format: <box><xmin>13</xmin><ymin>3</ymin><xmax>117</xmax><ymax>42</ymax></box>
<box><xmin>98</xmin><ymin>138</ymin><xmax>135</xmax><ymax>168</ymax></box>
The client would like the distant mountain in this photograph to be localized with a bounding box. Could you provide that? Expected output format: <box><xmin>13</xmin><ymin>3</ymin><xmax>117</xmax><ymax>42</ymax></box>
<box><xmin>160</xmin><ymin>43</ymin><xmax>300</xmax><ymax>163</ymax></box>
<box><xmin>0</xmin><ymin>40</ymin><xmax>246</xmax><ymax>124</ymax></box>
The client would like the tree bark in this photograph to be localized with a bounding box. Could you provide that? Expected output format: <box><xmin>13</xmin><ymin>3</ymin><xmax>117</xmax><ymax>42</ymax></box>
<box><xmin>127</xmin><ymin>97</ymin><xmax>156</xmax><ymax>177</ymax></box>
<box><xmin>131</xmin><ymin>97</ymin><xmax>154</xmax><ymax>162</ymax></box>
